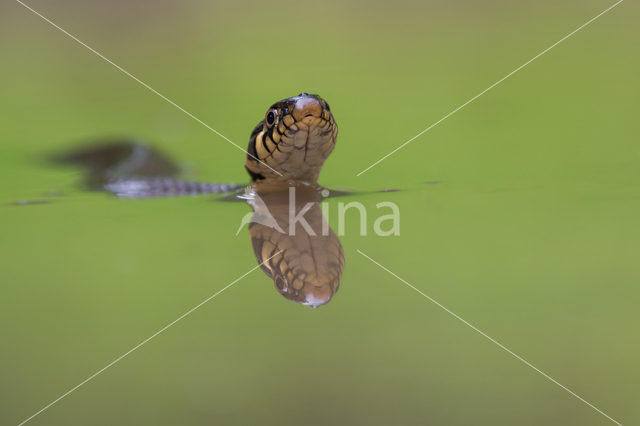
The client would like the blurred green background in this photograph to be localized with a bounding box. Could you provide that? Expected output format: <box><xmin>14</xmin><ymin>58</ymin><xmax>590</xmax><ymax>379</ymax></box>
<box><xmin>1</xmin><ymin>0</ymin><xmax>638</xmax><ymax>425</ymax></box>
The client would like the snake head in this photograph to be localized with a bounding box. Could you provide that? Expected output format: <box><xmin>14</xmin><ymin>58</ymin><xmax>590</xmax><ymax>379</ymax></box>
<box><xmin>245</xmin><ymin>93</ymin><xmax>338</xmax><ymax>184</ymax></box>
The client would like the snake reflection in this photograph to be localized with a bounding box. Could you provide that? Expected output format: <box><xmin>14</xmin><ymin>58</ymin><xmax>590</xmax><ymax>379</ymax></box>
<box><xmin>244</xmin><ymin>183</ymin><xmax>344</xmax><ymax>307</ymax></box>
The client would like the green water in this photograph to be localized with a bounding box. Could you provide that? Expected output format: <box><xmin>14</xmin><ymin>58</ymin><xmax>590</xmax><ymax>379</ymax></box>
<box><xmin>1</xmin><ymin>0</ymin><xmax>639</xmax><ymax>425</ymax></box>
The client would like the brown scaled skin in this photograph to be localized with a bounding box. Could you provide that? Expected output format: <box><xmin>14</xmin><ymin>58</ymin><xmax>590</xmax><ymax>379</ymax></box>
<box><xmin>245</xmin><ymin>93</ymin><xmax>338</xmax><ymax>184</ymax></box>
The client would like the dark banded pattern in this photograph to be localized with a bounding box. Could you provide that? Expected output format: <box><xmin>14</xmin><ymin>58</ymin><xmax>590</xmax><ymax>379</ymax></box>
<box><xmin>104</xmin><ymin>178</ymin><xmax>239</xmax><ymax>199</ymax></box>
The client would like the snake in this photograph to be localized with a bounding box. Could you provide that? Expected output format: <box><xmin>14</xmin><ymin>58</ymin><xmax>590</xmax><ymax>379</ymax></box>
<box><xmin>55</xmin><ymin>93</ymin><xmax>344</xmax><ymax>307</ymax></box>
<box><xmin>245</xmin><ymin>93</ymin><xmax>343</xmax><ymax>307</ymax></box>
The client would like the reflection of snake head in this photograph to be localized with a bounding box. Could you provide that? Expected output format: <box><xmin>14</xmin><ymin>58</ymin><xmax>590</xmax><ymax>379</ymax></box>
<box><xmin>247</xmin><ymin>185</ymin><xmax>345</xmax><ymax>308</ymax></box>
<box><xmin>245</xmin><ymin>93</ymin><xmax>338</xmax><ymax>183</ymax></box>
<box><xmin>251</xmin><ymin>231</ymin><xmax>344</xmax><ymax>308</ymax></box>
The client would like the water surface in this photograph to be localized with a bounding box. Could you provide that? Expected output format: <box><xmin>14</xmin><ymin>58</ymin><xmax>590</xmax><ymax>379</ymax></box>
<box><xmin>1</xmin><ymin>0</ymin><xmax>638</xmax><ymax>425</ymax></box>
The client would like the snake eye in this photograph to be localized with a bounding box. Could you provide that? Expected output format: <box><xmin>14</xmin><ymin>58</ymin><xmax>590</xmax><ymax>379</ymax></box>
<box><xmin>275</xmin><ymin>276</ymin><xmax>286</xmax><ymax>291</ymax></box>
<box><xmin>322</xmin><ymin>101</ymin><xmax>330</xmax><ymax>112</ymax></box>
<box><xmin>266</xmin><ymin>109</ymin><xmax>277</xmax><ymax>127</ymax></box>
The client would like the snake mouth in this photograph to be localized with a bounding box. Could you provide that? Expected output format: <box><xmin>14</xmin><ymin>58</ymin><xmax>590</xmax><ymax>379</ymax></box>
<box><xmin>273</xmin><ymin>274</ymin><xmax>340</xmax><ymax>307</ymax></box>
<box><xmin>300</xmin><ymin>115</ymin><xmax>322</xmax><ymax>127</ymax></box>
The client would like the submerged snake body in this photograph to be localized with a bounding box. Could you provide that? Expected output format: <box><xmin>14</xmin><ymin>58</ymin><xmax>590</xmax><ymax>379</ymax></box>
<box><xmin>104</xmin><ymin>177</ymin><xmax>239</xmax><ymax>199</ymax></box>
